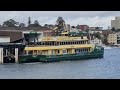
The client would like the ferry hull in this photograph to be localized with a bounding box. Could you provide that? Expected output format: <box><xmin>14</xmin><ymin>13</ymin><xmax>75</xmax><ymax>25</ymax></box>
<box><xmin>18</xmin><ymin>47</ymin><xmax>104</xmax><ymax>63</ymax></box>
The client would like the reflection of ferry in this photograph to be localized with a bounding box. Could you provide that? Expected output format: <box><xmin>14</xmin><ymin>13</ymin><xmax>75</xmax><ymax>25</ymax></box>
<box><xmin>18</xmin><ymin>36</ymin><xmax>104</xmax><ymax>63</ymax></box>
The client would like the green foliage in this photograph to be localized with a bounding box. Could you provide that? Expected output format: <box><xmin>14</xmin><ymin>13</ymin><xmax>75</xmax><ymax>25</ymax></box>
<box><xmin>28</xmin><ymin>17</ymin><xmax>31</xmax><ymax>26</ymax></box>
<box><xmin>111</xmin><ymin>27</ymin><xmax>116</xmax><ymax>31</ymax></box>
<box><xmin>93</xmin><ymin>32</ymin><xmax>101</xmax><ymax>39</ymax></box>
<box><xmin>34</xmin><ymin>20</ymin><xmax>40</xmax><ymax>27</ymax></box>
<box><xmin>19</xmin><ymin>23</ymin><xmax>25</xmax><ymax>28</ymax></box>
<box><xmin>3</xmin><ymin>19</ymin><xmax>19</xmax><ymax>27</ymax></box>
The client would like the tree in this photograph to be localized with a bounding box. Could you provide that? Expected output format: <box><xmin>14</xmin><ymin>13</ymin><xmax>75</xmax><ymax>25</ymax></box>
<box><xmin>71</xmin><ymin>26</ymin><xmax>76</xmax><ymax>28</ymax></box>
<box><xmin>44</xmin><ymin>24</ymin><xmax>48</xmax><ymax>27</ymax></box>
<box><xmin>93</xmin><ymin>32</ymin><xmax>101</xmax><ymax>39</ymax></box>
<box><xmin>111</xmin><ymin>27</ymin><xmax>116</xmax><ymax>31</ymax></box>
<box><xmin>19</xmin><ymin>23</ymin><xmax>25</xmax><ymax>28</ymax></box>
<box><xmin>76</xmin><ymin>25</ymin><xmax>80</xmax><ymax>29</ymax></box>
<box><xmin>3</xmin><ymin>19</ymin><xmax>19</xmax><ymax>27</ymax></box>
<box><xmin>34</xmin><ymin>20</ymin><xmax>40</xmax><ymax>27</ymax></box>
<box><xmin>103</xmin><ymin>35</ymin><xmax>108</xmax><ymax>45</ymax></box>
<box><xmin>28</xmin><ymin>17</ymin><xmax>31</xmax><ymax>26</ymax></box>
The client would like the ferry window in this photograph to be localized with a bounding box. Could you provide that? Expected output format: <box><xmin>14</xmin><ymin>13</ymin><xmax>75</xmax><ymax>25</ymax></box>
<box><xmin>83</xmin><ymin>41</ymin><xmax>85</xmax><ymax>44</ymax></box>
<box><xmin>82</xmin><ymin>48</ymin><xmax>84</xmax><ymax>52</ymax></box>
<box><xmin>28</xmin><ymin>51</ymin><xmax>33</xmax><ymax>55</ymax></box>
<box><xmin>84</xmin><ymin>41</ymin><xmax>86</xmax><ymax>44</ymax></box>
<box><xmin>67</xmin><ymin>49</ymin><xmax>69</xmax><ymax>53</ymax></box>
<box><xmin>68</xmin><ymin>42</ymin><xmax>70</xmax><ymax>45</ymax></box>
<box><xmin>34</xmin><ymin>50</ymin><xmax>37</xmax><ymax>55</ymax></box>
<box><xmin>62</xmin><ymin>50</ymin><xmax>67</xmax><ymax>54</ymax></box>
<box><xmin>65</xmin><ymin>42</ymin><xmax>66</xmax><ymax>45</ymax></box>
<box><xmin>49</xmin><ymin>42</ymin><xmax>51</xmax><ymax>45</ymax></box>
<box><xmin>58</xmin><ymin>50</ymin><xmax>59</xmax><ymax>53</ymax></box>
<box><xmin>73</xmin><ymin>41</ymin><xmax>74</xmax><ymax>44</ymax></box>
<box><xmin>67</xmin><ymin>42</ymin><xmax>68</xmax><ymax>45</ymax></box>
<box><xmin>81</xmin><ymin>41</ymin><xmax>83</xmax><ymax>44</ymax></box>
<box><xmin>89</xmin><ymin>48</ymin><xmax>90</xmax><ymax>51</ymax></box>
<box><xmin>51</xmin><ymin>50</ymin><xmax>54</xmax><ymax>55</ymax></box>
<box><xmin>75</xmin><ymin>49</ymin><xmax>77</xmax><ymax>52</ymax></box>
<box><xmin>84</xmin><ymin>41</ymin><xmax>85</xmax><ymax>44</ymax></box>
<box><xmin>74</xmin><ymin>41</ymin><xmax>76</xmax><ymax>44</ymax></box>
<box><xmin>87</xmin><ymin>48</ymin><xmax>88</xmax><ymax>51</ymax></box>
<box><xmin>80</xmin><ymin>49</ymin><xmax>82</xmax><ymax>52</ymax></box>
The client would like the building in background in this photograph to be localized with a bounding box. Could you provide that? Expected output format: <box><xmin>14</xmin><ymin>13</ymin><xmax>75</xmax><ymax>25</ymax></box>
<box><xmin>107</xmin><ymin>33</ymin><xmax>117</xmax><ymax>45</ymax></box>
<box><xmin>90</xmin><ymin>37</ymin><xmax>102</xmax><ymax>46</ymax></box>
<box><xmin>66</xmin><ymin>24</ymin><xmax>71</xmax><ymax>32</ymax></box>
<box><xmin>79</xmin><ymin>25</ymin><xmax>89</xmax><ymax>31</ymax></box>
<box><xmin>89</xmin><ymin>27</ymin><xmax>103</xmax><ymax>30</ymax></box>
<box><xmin>111</xmin><ymin>17</ymin><xmax>120</xmax><ymax>30</ymax></box>
<box><xmin>89</xmin><ymin>29</ymin><xmax>103</xmax><ymax>34</ymax></box>
<box><xmin>70</xmin><ymin>27</ymin><xmax>81</xmax><ymax>33</ymax></box>
<box><xmin>0</xmin><ymin>36</ymin><xmax>10</xmax><ymax>43</ymax></box>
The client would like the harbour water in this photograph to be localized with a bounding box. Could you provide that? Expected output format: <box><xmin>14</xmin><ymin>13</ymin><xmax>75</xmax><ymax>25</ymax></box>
<box><xmin>0</xmin><ymin>47</ymin><xmax>120</xmax><ymax>79</ymax></box>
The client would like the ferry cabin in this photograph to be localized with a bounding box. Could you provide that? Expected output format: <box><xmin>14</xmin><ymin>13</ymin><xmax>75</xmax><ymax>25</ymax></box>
<box><xmin>24</xmin><ymin>45</ymin><xmax>93</xmax><ymax>56</ymax></box>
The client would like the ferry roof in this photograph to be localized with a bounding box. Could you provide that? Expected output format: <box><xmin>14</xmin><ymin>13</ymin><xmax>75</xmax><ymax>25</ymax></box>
<box><xmin>24</xmin><ymin>44</ymin><xmax>94</xmax><ymax>51</ymax></box>
<box><xmin>39</xmin><ymin>36</ymin><xmax>88</xmax><ymax>42</ymax></box>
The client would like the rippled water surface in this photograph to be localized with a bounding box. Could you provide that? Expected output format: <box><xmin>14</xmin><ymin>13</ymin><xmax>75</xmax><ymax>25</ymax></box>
<box><xmin>0</xmin><ymin>47</ymin><xmax>120</xmax><ymax>79</ymax></box>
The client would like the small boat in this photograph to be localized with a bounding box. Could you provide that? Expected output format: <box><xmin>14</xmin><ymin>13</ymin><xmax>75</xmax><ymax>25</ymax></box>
<box><xmin>102</xmin><ymin>45</ymin><xmax>112</xmax><ymax>49</ymax></box>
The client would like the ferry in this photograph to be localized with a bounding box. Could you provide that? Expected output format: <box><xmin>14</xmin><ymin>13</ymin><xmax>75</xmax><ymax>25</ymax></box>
<box><xmin>18</xmin><ymin>36</ymin><xmax>104</xmax><ymax>63</ymax></box>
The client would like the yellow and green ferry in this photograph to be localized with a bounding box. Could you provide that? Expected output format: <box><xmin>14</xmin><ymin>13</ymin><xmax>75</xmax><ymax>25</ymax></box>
<box><xmin>18</xmin><ymin>35</ymin><xmax>104</xmax><ymax>63</ymax></box>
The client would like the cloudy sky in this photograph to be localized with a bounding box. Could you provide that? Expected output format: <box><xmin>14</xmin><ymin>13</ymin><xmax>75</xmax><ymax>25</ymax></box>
<box><xmin>0</xmin><ymin>11</ymin><xmax>119</xmax><ymax>29</ymax></box>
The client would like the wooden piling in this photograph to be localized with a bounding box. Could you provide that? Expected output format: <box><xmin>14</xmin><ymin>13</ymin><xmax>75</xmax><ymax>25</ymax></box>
<box><xmin>0</xmin><ymin>48</ymin><xmax>3</xmax><ymax>64</ymax></box>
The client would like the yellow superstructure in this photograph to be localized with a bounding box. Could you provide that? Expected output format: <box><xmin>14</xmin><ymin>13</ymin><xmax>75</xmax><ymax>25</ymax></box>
<box><xmin>25</xmin><ymin>44</ymin><xmax>95</xmax><ymax>55</ymax></box>
<box><xmin>39</xmin><ymin>36</ymin><xmax>88</xmax><ymax>42</ymax></box>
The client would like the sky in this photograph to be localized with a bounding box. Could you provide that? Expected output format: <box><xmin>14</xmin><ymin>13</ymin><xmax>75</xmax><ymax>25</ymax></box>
<box><xmin>0</xmin><ymin>11</ymin><xmax>119</xmax><ymax>29</ymax></box>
